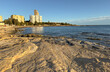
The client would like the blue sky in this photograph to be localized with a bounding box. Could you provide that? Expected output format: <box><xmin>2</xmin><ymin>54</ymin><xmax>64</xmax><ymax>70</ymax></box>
<box><xmin>0</xmin><ymin>0</ymin><xmax>110</xmax><ymax>25</ymax></box>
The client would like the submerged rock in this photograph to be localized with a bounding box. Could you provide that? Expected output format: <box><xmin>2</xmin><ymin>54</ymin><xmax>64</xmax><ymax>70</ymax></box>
<box><xmin>20</xmin><ymin>34</ymin><xmax>43</xmax><ymax>37</ymax></box>
<box><xmin>86</xmin><ymin>37</ymin><xmax>102</xmax><ymax>40</ymax></box>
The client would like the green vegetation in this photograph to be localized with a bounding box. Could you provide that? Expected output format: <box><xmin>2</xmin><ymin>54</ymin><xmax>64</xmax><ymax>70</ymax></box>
<box><xmin>34</xmin><ymin>22</ymin><xmax>76</xmax><ymax>26</ymax></box>
<box><xmin>4</xmin><ymin>18</ymin><xmax>25</xmax><ymax>26</ymax></box>
<box><xmin>4</xmin><ymin>19</ymin><xmax>76</xmax><ymax>26</ymax></box>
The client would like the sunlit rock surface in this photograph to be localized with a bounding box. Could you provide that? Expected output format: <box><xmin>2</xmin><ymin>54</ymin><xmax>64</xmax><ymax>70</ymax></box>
<box><xmin>0</xmin><ymin>36</ymin><xmax>110</xmax><ymax>72</ymax></box>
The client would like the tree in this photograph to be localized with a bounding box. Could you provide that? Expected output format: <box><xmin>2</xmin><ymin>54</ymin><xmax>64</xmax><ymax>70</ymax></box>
<box><xmin>28</xmin><ymin>22</ymin><xmax>33</xmax><ymax>25</ymax></box>
<box><xmin>35</xmin><ymin>21</ymin><xmax>37</xmax><ymax>25</ymax></box>
<box><xmin>8</xmin><ymin>18</ymin><xmax>13</xmax><ymax>25</ymax></box>
<box><xmin>12</xmin><ymin>19</ymin><xmax>19</xmax><ymax>25</ymax></box>
<box><xmin>4</xmin><ymin>19</ymin><xmax>8</xmax><ymax>24</ymax></box>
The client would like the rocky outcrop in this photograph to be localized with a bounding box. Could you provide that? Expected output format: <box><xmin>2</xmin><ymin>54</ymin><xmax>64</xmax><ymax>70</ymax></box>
<box><xmin>0</xmin><ymin>27</ymin><xmax>16</xmax><ymax>38</ymax></box>
<box><xmin>0</xmin><ymin>37</ymin><xmax>38</xmax><ymax>72</ymax></box>
<box><xmin>0</xmin><ymin>37</ymin><xmax>110</xmax><ymax>72</ymax></box>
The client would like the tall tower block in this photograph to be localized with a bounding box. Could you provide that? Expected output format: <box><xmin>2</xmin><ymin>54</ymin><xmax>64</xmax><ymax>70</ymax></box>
<box><xmin>34</xmin><ymin>10</ymin><xmax>39</xmax><ymax>15</ymax></box>
<box><xmin>30</xmin><ymin>10</ymin><xmax>42</xmax><ymax>24</ymax></box>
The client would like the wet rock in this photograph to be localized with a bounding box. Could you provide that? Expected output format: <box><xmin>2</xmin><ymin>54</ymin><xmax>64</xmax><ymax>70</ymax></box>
<box><xmin>66</xmin><ymin>40</ymin><xmax>74</xmax><ymax>46</ymax></box>
<box><xmin>86</xmin><ymin>37</ymin><xmax>102</xmax><ymax>40</ymax></box>
<box><xmin>20</xmin><ymin>34</ymin><xmax>43</xmax><ymax>37</ymax></box>
<box><xmin>80</xmin><ymin>41</ymin><xmax>85</xmax><ymax>44</ymax></box>
<box><xmin>92</xmin><ymin>46</ymin><xmax>100</xmax><ymax>49</ymax></box>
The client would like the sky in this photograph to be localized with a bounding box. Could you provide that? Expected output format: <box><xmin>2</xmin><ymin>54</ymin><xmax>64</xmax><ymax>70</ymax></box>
<box><xmin>0</xmin><ymin>0</ymin><xmax>110</xmax><ymax>25</ymax></box>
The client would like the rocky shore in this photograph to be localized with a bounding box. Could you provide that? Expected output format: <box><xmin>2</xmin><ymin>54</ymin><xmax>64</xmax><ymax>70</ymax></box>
<box><xmin>0</xmin><ymin>26</ymin><xmax>110</xmax><ymax>72</ymax></box>
<box><xmin>0</xmin><ymin>26</ymin><xmax>16</xmax><ymax>38</ymax></box>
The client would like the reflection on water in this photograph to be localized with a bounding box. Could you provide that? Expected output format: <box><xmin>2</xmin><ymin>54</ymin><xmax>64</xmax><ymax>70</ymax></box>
<box><xmin>21</xmin><ymin>27</ymin><xmax>44</xmax><ymax>34</ymax></box>
<box><xmin>31</xmin><ymin>27</ymin><xmax>44</xmax><ymax>34</ymax></box>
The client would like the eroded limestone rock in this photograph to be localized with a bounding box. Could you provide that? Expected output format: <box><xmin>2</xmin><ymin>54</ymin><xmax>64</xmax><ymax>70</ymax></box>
<box><xmin>0</xmin><ymin>37</ymin><xmax>110</xmax><ymax>72</ymax></box>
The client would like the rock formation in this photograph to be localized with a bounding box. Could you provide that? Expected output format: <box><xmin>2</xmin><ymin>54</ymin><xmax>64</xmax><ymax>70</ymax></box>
<box><xmin>0</xmin><ymin>36</ymin><xmax>110</xmax><ymax>72</ymax></box>
<box><xmin>0</xmin><ymin>27</ymin><xmax>110</xmax><ymax>72</ymax></box>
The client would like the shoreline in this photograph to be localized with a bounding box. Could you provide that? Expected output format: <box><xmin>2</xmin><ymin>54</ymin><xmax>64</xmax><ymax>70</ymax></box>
<box><xmin>0</xmin><ymin>26</ymin><xmax>110</xmax><ymax>72</ymax></box>
<box><xmin>17</xmin><ymin>25</ymin><xmax>110</xmax><ymax>47</ymax></box>
<box><xmin>13</xmin><ymin>25</ymin><xmax>80</xmax><ymax>28</ymax></box>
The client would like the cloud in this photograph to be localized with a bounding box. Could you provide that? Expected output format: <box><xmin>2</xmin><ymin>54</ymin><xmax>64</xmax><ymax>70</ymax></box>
<box><xmin>67</xmin><ymin>16</ymin><xmax>110</xmax><ymax>25</ymax></box>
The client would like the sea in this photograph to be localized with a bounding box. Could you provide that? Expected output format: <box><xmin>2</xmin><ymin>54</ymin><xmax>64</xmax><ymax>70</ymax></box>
<box><xmin>20</xmin><ymin>25</ymin><xmax>110</xmax><ymax>47</ymax></box>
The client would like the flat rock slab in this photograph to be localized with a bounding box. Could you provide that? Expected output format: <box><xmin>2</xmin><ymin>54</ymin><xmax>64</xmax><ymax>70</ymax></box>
<box><xmin>0</xmin><ymin>37</ymin><xmax>110</xmax><ymax>72</ymax></box>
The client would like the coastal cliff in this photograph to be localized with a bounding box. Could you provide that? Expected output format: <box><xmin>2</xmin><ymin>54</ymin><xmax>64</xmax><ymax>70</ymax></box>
<box><xmin>0</xmin><ymin>27</ymin><xmax>110</xmax><ymax>72</ymax></box>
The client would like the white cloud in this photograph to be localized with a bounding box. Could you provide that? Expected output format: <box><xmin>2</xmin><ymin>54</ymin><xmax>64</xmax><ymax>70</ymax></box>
<box><xmin>67</xmin><ymin>16</ymin><xmax>110</xmax><ymax>25</ymax></box>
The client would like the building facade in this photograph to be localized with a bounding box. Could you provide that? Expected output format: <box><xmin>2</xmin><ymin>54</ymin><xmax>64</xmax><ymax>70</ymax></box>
<box><xmin>0</xmin><ymin>16</ymin><xmax>5</xmax><ymax>25</ymax></box>
<box><xmin>0</xmin><ymin>16</ymin><xmax>3</xmax><ymax>22</ymax></box>
<box><xmin>34</xmin><ymin>10</ymin><xmax>39</xmax><ymax>15</ymax></box>
<box><xmin>11</xmin><ymin>15</ymin><xmax>24</xmax><ymax>23</ymax></box>
<box><xmin>30</xmin><ymin>10</ymin><xmax>42</xmax><ymax>24</ymax></box>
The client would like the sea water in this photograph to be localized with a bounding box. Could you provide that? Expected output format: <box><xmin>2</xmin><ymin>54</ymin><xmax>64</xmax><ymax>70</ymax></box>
<box><xmin>20</xmin><ymin>25</ymin><xmax>110</xmax><ymax>47</ymax></box>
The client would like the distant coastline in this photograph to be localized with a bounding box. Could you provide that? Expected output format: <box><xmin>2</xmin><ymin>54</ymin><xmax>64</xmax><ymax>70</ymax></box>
<box><xmin>14</xmin><ymin>24</ymin><xmax>110</xmax><ymax>28</ymax></box>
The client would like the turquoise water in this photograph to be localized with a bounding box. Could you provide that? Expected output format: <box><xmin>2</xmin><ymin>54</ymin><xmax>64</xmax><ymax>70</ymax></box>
<box><xmin>20</xmin><ymin>25</ymin><xmax>110</xmax><ymax>47</ymax></box>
